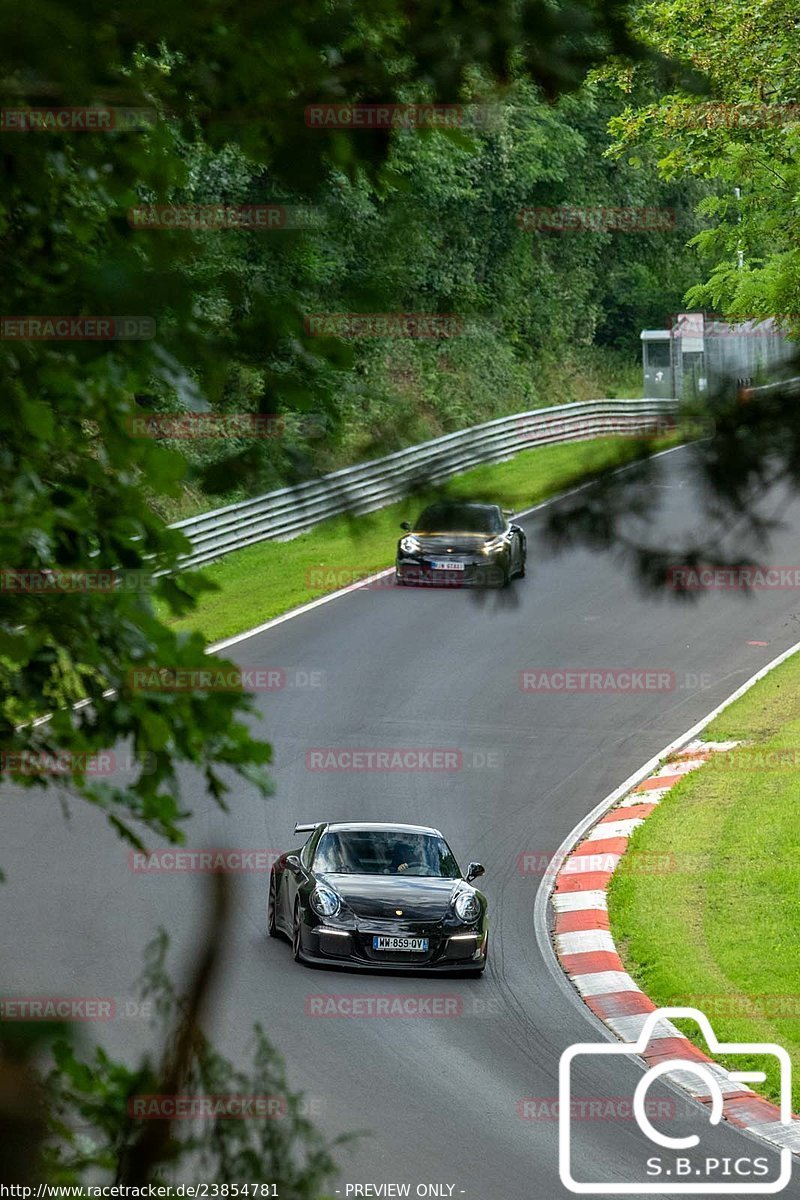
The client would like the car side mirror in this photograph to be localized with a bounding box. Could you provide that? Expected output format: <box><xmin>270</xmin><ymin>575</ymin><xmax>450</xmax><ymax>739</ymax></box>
<box><xmin>285</xmin><ymin>853</ymin><xmax>302</xmax><ymax>875</ymax></box>
<box><xmin>466</xmin><ymin>862</ymin><xmax>485</xmax><ymax>883</ymax></box>
<box><xmin>400</xmin><ymin>521</ymin><xmax>412</xmax><ymax>531</ymax></box>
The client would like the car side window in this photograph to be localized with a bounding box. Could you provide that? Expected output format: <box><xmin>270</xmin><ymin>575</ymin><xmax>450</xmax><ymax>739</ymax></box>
<box><xmin>313</xmin><ymin>831</ymin><xmax>342</xmax><ymax>873</ymax></box>
<box><xmin>435</xmin><ymin>839</ymin><xmax>462</xmax><ymax>878</ymax></box>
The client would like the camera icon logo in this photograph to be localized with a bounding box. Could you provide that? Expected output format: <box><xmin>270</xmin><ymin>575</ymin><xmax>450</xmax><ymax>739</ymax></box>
<box><xmin>559</xmin><ymin>1007</ymin><xmax>792</xmax><ymax>1194</ymax></box>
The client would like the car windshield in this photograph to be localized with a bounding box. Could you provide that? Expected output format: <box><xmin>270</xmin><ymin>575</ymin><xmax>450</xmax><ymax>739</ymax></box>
<box><xmin>412</xmin><ymin>504</ymin><xmax>503</xmax><ymax>535</ymax></box>
<box><xmin>313</xmin><ymin>830</ymin><xmax>462</xmax><ymax>878</ymax></box>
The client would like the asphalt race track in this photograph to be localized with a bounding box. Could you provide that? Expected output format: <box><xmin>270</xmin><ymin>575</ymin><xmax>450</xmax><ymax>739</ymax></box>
<box><xmin>3</xmin><ymin>443</ymin><xmax>800</xmax><ymax>1199</ymax></box>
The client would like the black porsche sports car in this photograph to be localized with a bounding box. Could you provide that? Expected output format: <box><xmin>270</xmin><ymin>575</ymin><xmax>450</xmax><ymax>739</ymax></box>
<box><xmin>268</xmin><ymin>821</ymin><xmax>488</xmax><ymax>974</ymax></box>
<box><xmin>395</xmin><ymin>501</ymin><xmax>526</xmax><ymax>587</ymax></box>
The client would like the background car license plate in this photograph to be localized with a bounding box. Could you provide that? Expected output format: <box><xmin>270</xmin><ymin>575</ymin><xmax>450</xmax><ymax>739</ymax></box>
<box><xmin>373</xmin><ymin>935</ymin><xmax>429</xmax><ymax>952</ymax></box>
<box><xmin>430</xmin><ymin>560</ymin><xmax>464</xmax><ymax>571</ymax></box>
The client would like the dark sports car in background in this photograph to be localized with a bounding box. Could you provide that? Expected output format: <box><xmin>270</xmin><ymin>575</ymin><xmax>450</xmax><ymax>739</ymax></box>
<box><xmin>268</xmin><ymin>821</ymin><xmax>488</xmax><ymax>974</ymax></box>
<box><xmin>395</xmin><ymin>501</ymin><xmax>526</xmax><ymax>587</ymax></box>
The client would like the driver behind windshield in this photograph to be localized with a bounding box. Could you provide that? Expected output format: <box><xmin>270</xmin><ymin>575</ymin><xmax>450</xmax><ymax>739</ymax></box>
<box><xmin>390</xmin><ymin>840</ymin><xmax>422</xmax><ymax>873</ymax></box>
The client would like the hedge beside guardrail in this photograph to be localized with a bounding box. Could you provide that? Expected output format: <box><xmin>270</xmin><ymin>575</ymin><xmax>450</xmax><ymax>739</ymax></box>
<box><xmin>171</xmin><ymin>398</ymin><xmax>679</xmax><ymax>569</ymax></box>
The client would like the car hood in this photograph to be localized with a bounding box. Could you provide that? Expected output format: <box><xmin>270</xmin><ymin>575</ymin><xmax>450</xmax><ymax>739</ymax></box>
<box><xmin>408</xmin><ymin>534</ymin><xmax>497</xmax><ymax>554</ymax></box>
<box><xmin>320</xmin><ymin>873</ymin><xmax>461</xmax><ymax>920</ymax></box>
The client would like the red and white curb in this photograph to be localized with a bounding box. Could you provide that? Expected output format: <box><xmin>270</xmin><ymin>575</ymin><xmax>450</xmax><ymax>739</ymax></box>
<box><xmin>551</xmin><ymin>738</ymin><xmax>800</xmax><ymax>1155</ymax></box>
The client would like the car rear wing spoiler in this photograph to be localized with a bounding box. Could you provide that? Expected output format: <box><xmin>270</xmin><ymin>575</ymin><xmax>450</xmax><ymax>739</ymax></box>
<box><xmin>294</xmin><ymin>822</ymin><xmax>318</xmax><ymax>835</ymax></box>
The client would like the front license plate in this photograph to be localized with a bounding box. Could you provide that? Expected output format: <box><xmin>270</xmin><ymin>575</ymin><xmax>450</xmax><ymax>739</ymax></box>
<box><xmin>373</xmin><ymin>936</ymin><xmax>429</xmax><ymax>952</ymax></box>
<box><xmin>430</xmin><ymin>560</ymin><xmax>464</xmax><ymax>571</ymax></box>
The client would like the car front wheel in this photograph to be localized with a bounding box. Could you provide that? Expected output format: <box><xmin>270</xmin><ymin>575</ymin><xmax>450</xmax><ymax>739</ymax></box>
<box><xmin>267</xmin><ymin>870</ymin><xmax>280</xmax><ymax>939</ymax></box>
<box><xmin>291</xmin><ymin>899</ymin><xmax>304</xmax><ymax>963</ymax></box>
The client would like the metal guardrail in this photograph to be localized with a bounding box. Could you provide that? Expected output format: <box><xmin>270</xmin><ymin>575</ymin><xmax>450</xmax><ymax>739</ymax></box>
<box><xmin>171</xmin><ymin>398</ymin><xmax>679</xmax><ymax>569</ymax></box>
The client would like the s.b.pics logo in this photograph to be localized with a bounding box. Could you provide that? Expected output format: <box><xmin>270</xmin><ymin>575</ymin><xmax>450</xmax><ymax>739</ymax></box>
<box><xmin>559</xmin><ymin>1008</ymin><xmax>792</xmax><ymax>1193</ymax></box>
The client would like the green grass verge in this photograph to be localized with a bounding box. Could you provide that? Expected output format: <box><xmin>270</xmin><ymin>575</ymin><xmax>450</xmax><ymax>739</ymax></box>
<box><xmin>165</xmin><ymin>435</ymin><xmax>675</xmax><ymax>644</ymax></box>
<box><xmin>609</xmin><ymin>650</ymin><xmax>800</xmax><ymax>1109</ymax></box>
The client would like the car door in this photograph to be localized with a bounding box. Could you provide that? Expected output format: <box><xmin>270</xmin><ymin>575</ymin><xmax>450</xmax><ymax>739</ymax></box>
<box><xmin>277</xmin><ymin>849</ymin><xmax>306</xmax><ymax>931</ymax></box>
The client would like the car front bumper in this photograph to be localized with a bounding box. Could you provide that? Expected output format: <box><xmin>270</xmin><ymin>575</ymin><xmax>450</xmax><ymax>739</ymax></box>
<box><xmin>395</xmin><ymin>557</ymin><xmax>505</xmax><ymax>587</ymax></box>
<box><xmin>300</xmin><ymin>920</ymin><xmax>487</xmax><ymax>970</ymax></box>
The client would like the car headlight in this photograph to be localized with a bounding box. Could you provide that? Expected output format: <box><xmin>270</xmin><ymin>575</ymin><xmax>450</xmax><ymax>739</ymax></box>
<box><xmin>400</xmin><ymin>535</ymin><xmax>421</xmax><ymax>554</ymax></box>
<box><xmin>310</xmin><ymin>885</ymin><xmax>341</xmax><ymax>918</ymax></box>
<box><xmin>481</xmin><ymin>536</ymin><xmax>506</xmax><ymax>555</ymax></box>
<box><xmin>454</xmin><ymin>890</ymin><xmax>481</xmax><ymax>922</ymax></box>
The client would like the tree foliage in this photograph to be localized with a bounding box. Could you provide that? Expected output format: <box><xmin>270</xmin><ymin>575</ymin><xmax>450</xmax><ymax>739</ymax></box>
<box><xmin>606</xmin><ymin>0</ymin><xmax>800</xmax><ymax>325</ymax></box>
<box><xmin>0</xmin><ymin>0</ymin><xmax>705</xmax><ymax>847</ymax></box>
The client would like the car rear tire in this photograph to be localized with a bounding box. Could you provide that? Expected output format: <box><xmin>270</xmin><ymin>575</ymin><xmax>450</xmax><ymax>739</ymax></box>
<box><xmin>267</xmin><ymin>870</ymin><xmax>280</xmax><ymax>939</ymax></box>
